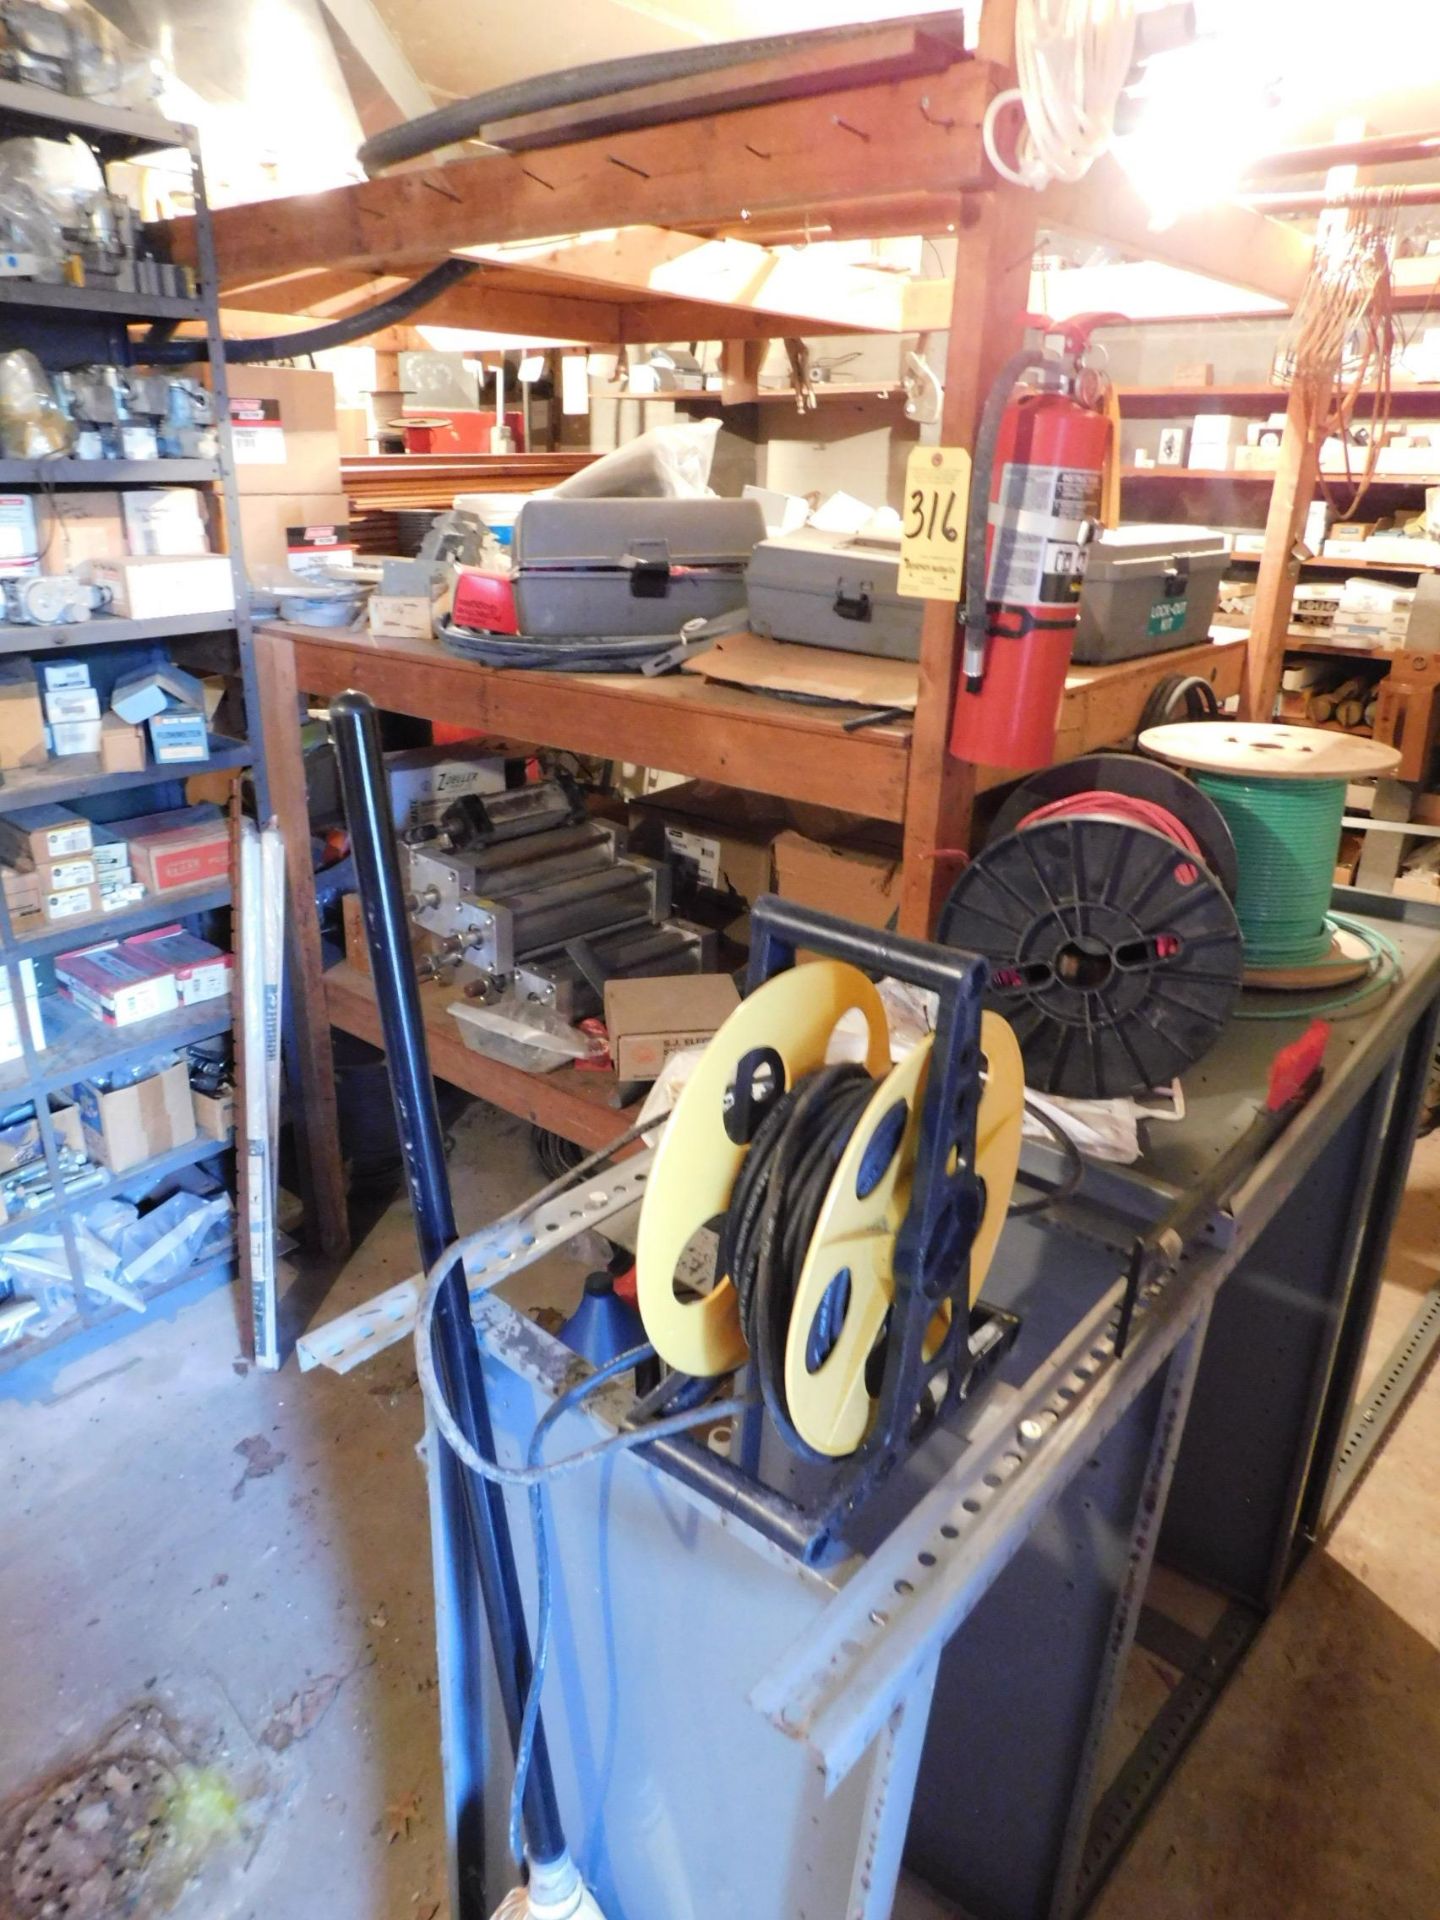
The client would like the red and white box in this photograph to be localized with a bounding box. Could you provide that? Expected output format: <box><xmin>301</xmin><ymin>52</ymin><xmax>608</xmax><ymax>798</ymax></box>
<box><xmin>123</xmin><ymin>924</ymin><xmax>232</xmax><ymax>1006</ymax></box>
<box><xmin>118</xmin><ymin>806</ymin><xmax>229</xmax><ymax>893</ymax></box>
<box><xmin>55</xmin><ymin>939</ymin><xmax>179</xmax><ymax>1026</ymax></box>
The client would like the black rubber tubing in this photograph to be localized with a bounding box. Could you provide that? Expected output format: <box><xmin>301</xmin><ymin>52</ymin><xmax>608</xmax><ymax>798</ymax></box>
<box><xmin>358</xmin><ymin>18</ymin><xmax>955</xmax><ymax>173</ymax></box>
<box><xmin>142</xmin><ymin>257</ymin><xmax>481</xmax><ymax>364</ymax></box>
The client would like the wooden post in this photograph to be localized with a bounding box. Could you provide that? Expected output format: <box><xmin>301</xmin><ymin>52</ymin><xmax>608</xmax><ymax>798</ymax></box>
<box><xmin>897</xmin><ymin>187</ymin><xmax>1037</xmax><ymax>935</ymax></box>
<box><xmin>256</xmin><ymin>626</ymin><xmax>351</xmax><ymax>1258</ymax></box>
<box><xmin>1238</xmin><ymin>377</ymin><xmax>1328</xmax><ymax>722</ymax></box>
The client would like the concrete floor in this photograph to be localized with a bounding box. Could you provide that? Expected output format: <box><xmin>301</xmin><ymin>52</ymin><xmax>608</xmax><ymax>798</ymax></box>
<box><xmin>1</xmin><ymin>1103</ymin><xmax>1438</xmax><ymax>1920</ymax></box>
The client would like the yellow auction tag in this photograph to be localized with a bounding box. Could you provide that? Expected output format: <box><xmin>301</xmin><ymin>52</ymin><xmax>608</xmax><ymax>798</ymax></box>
<box><xmin>897</xmin><ymin>444</ymin><xmax>971</xmax><ymax>602</ymax></box>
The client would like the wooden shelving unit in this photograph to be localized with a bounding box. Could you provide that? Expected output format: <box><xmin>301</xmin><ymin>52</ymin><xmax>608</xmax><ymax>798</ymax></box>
<box><xmin>0</xmin><ymin>82</ymin><xmax>263</xmax><ymax>1371</ymax></box>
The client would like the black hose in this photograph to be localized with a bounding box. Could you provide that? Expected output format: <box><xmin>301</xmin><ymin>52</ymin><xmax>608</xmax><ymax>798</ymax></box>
<box><xmin>143</xmin><ymin>258</ymin><xmax>481</xmax><ymax>365</ymax></box>
<box><xmin>358</xmin><ymin>18</ymin><xmax>959</xmax><ymax>173</ymax></box>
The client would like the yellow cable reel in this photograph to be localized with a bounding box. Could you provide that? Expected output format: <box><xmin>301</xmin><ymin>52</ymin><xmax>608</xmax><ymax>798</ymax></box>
<box><xmin>635</xmin><ymin>960</ymin><xmax>1026</xmax><ymax>1452</ymax></box>
<box><xmin>784</xmin><ymin>1011</ymin><xmax>1025</xmax><ymax>1457</ymax></box>
<box><xmin>636</xmin><ymin>960</ymin><xmax>890</xmax><ymax>1379</ymax></box>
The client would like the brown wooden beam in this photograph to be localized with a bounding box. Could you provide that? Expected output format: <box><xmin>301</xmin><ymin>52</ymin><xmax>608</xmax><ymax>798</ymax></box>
<box><xmin>1039</xmin><ymin>156</ymin><xmax>1313</xmax><ymax>306</ymax></box>
<box><xmin>1239</xmin><ymin>379</ymin><xmax>1331</xmax><ymax>724</ymax></box>
<box><xmin>1240</xmin><ymin>182</ymin><xmax>1440</xmax><ymax>215</ymax></box>
<box><xmin>163</xmin><ymin>59</ymin><xmax>995</xmax><ymax>283</ymax></box>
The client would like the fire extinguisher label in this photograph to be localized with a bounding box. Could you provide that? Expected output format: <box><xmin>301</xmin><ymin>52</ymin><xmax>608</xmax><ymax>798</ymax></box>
<box><xmin>987</xmin><ymin>463</ymin><xmax>1102</xmax><ymax>608</ymax></box>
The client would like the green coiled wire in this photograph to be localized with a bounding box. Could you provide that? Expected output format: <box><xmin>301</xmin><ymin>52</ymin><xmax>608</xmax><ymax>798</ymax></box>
<box><xmin>1193</xmin><ymin>772</ymin><xmax>1344</xmax><ymax>969</ymax></box>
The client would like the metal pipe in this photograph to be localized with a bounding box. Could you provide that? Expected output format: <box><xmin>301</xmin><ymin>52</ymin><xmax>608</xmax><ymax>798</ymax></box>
<box><xmin>141</xmin><ymin>259</ymin><xmax>480</xmax><ymax>364</ymax></box>
<box><xmin>329</xmin><ymin>689</ymin><xmax>569</xmax><ymax>1877</ymax></box>
<box><xmin>356</xmin><ymin>13</ymin><xmax>962</xmax><ymax>173</ymax></box>
<box><xmin>1244</xmin><ymin>125</ymin><xmax>1440</xmax><ymax>181</ymax></box>
<box><xmin>1239</xmin><ymin>183</ymin><xmax>1440</xmax><ymax>215</ymax></box>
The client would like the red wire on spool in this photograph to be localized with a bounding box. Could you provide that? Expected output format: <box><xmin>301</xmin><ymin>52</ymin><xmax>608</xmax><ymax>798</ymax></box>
<box><xmin>1015</xmin><ymin>789</ymin><xmax>1207</xmax><ymax>955</ymax></box>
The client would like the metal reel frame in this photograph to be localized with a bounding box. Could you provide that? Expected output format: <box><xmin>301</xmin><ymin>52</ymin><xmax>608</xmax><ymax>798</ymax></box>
<box><xmin>745</xmin><ymin>896</ymin><xmax>1020</xmax><ymax>1543</ymax></box>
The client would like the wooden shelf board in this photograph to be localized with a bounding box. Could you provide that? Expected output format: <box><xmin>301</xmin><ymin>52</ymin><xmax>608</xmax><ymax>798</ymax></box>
<box><xmin>1125</xmin><ymin>466</ymin><xmax>1440</xmax><ymax>488</ymax></box>
<box><xmin>325</xmin><ymin>962</ymin><xmax>638</xmax><ymax>1151</ymax></box>
<box><xmin>1119</xmin><ymin>384</ymin><xmax>1440</xmax><ymax>419</ymax></box>
<box><xmin>265</xmin><ymin>622</ymin><xmax>914</xmax><ymax>822</ymax></box>
<box><xmin>1230</xmin><ymin>553</ymin><xmax>1435</xmax><ymax>576</ymax></box>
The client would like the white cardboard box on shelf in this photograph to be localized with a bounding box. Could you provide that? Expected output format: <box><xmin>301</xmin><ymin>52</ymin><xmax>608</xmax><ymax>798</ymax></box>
<box><xmin>43</xmin><ymin>685</ymin><xmax>101</xmax><ymax>725</ymax></box>
<box><xmin>91</xmin><ymin>554</ymin><xmax>235</xmax><ymax>621</ymax></box>
<box><xmin>49</xmin><ymin>719</ymin><xmax>102</xmax><ymax>758</ymax></box>
<box><xmin>120</xmin><ymin>488</ymin><xmax>210</xmax><ymax>557</ymax></box>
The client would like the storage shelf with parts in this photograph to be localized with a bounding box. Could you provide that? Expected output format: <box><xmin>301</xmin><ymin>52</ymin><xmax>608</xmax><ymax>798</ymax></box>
<box><xmin>0</xmin><ymin>83</ymin><xmax>266</xmax><ymax>1373</ymax></box>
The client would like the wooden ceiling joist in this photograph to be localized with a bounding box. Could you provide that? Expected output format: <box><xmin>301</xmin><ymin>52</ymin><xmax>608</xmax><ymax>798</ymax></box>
<box><xmin>459</xmin><ymin>227</ymin><xmax>924</xmax><ymax>333</ymax></box>
<box><xmin>164</xmin><ymin>59</ymin><xmax>996</xmax><ymax>284</ymax></box>
<box><xmin>1038</xmin><ymin>155</ymin><xmax>1314</xmax><ymax>307</ymax></box>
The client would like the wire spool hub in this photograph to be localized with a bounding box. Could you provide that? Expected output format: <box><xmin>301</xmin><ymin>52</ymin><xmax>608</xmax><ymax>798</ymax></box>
<box><xmin>940</xmin><ymin>813</ymin><xmax>1244</xmax><ymax>1098</ymax></box>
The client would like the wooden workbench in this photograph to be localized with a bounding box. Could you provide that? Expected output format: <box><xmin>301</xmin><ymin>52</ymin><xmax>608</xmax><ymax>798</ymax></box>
<box><xmin>256</xmin><ymin>619</ymin><xmax>1245</xmax><ymax>1254</ymax></box>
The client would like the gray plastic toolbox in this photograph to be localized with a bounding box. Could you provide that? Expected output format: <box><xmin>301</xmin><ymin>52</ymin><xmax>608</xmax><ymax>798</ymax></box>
<box><xmin>1073</xmin><ymin>524</ymin><xmax>1228</xmax><ymax>664</ymax></box>
<box><xmin>746</xmin><ymin>526</ymin><xmax>925</xmax><ymax>660</ymax></box>
<box><xmin>511</xmin><ymin>496</ymin><xmax>764</xmax><ymax>637</ymax></box>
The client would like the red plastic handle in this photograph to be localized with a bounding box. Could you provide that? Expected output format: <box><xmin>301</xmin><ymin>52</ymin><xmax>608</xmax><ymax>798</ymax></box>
<box><xmin>1265</xmin><ymin>1019</ymin><xmax>1330</xmax><ymax>1112</ymax></box>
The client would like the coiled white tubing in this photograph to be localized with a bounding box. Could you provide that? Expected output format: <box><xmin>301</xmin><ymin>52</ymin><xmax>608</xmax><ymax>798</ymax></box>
<box><xmin>983</xmin><ymin>0</ymin><xmax>1138</xmax><ymax>191</ymax></box>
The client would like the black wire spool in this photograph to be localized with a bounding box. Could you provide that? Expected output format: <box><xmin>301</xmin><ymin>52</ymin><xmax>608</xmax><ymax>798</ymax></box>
<box><xmin>987</xmin><ymin>750</ymin><xmax>1240</xmax><ymax>899</ymax></box>
<box><xmin>939</xmin><ymin>814</ymin><xmax>1245</xmax><ymax>1099</ymax></box>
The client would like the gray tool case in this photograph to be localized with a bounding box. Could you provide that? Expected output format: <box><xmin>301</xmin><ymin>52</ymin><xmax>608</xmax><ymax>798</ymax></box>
<box><xmin>1073</xmin><ymin>524</ymin><xmax>1229</xmax><ymax>664</ymax></box>
<box><xmin>512</xmin><ymin>497</ymin><xmax>764</xmax><ymax>637</ymax></box>
<box><xmin>746</xmin><ymin>525</ymin><xmax>925</xmax><ymax>660</ymax></box>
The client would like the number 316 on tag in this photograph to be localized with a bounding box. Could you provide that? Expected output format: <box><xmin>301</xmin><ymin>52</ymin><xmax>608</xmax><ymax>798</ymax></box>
<box><xmin>897</xmin><ymin>446</ymin><xmax>972</xmax><ymax>602</ymax></box>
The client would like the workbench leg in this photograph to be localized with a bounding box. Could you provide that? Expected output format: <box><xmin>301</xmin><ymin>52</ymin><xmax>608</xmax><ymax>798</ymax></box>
<box><xmin>904</xmin><ymin>1349</ymin><xmax>1194</xmax><ymax>1920</ymax></box>
<box><xmin>256</xmin><ymin>627</ymin><xmax>350</xmax><ymax>1258</ymax></box>
<box><xmin>898</xmin><ymin>186</ymin><xmax>1037</xmax><ymax>938</ymax></box>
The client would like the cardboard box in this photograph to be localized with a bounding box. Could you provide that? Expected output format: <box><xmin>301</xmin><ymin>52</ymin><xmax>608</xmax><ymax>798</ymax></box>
<box><xmin>36</xmin><ymin>857</ymin><xmax>96</xmax><ymax>891</ymax></box>
<box><xmin>43</xmin><ymin>685</ymin><xmax>100</xmax><ymax>725</ymax></box>
<box><xmin>40</xmin><ymin>659</ymin><xmax>90</xmax><ymax>691</ymax></box>
<box><xmin>38</xmin><ymin>491</ymin><xmax>124</xmax><ymax>570</ymax></box>
<box><xmin>772</xmin><ymin>828</ymin><xmax>903</xmax><ymax>936</ymax></box>
<box><xmin>56</xmin><ymin>939</ymin><xmax>179</xmax><ymax>1024</ymax></box>
<box><xmin>236</xmin><ymin>491</ymin><xmax>351</xmax><ymax>573</ymax></box>
<box><xmin>0</xmin><ymin>805</ymin><xmax>92</xmax><ymax>866</ymax></box>
<box><xmin>91</xmin><ymin>555</ymin><xmax>235</xmax><ymax>621</ymax></box>
<box><xmin>49</xmin><ymin>719</ymin><xmax>102</xmax><ymax>758</ymax></box>
<box><xmin>100</xmin><ymin>713</ymin><xmax>147</xmax><ymax>773</ymax></box>
<box><xmin>111</xmin><ymin>663</ymin><xmax>206</xmax><ymax>724</ymax></box>
<box><xmin>0</xmin><ymin>659</ymin><xmax>46</xmax><ymax>771</ymax></box>
<box><xmin>384</xmin><ymin>744</ymin><xmax>510</xmax><ymax>833</ymax></box>
<box><xmin>603</xmin><ymin>973</ymin><xmax>740</xmax><ymax>1081</ymax></box>
<box><xmin>75</xmin><ymin>1060</ymin><xmax>195</xmax><ymax>1173</ymax></box>
<box><xmin>124</xmin><ymin>924</ymin><xmax>231</xmax><ymax>1005</ymax></box>
<box><xmin>191</xmin><ymin>1084</ymin><xmax>234</xmax><ymax>1141</ymax></box>
<box><xmin>40</xmin><ymin>882</ymin><xmax>99</xmax><ymax>924</ymax></box>
<box><xmin>148</xmin><ymin>708</ymin><xmax>210</xmax><ymax>763</ymax></box>
<box><xmin>88</xmin><ymin>825</ymin><xmax>130</xmax><ymax>875</ymax></box>
<box><xmin>121</xmin><ymin>488</ymin><xmax>209</xmax><ymax>557</ymax></box>
<box><xmin>226</xmin><ymin>367</ymin><xmax>341</xmax><ymax>497</ymax></box>
<box><xmin>121</xmin><ymin>805</ymin><xmax>228</xmax><ymax>892</ymax></box>
<box><xmin>368</xmin><ymin>593</ymin><xmax>441</xmax><ymax>641</ymax></box>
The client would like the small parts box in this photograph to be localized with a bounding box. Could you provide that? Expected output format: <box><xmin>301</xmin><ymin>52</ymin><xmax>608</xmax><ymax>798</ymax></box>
<box><xmin>1072</xmin><ymin>525</ymin><xmax>1229</xmax><ymax>664</ymax></box>
<box><xmin>76</xmin><ymin>1060</ymin><xmax>196</xmax><ymax>1173</ymax></box>
<box><xmin>602</xmin><ymin>972</ymin><xmax>740</xmax><ymax>1081</ymax></box>
<box><xmin>512</xmin><ymin>497</ymin><xmax>763</xmax><ymax>638</ymax></box>
<box><xmin>746</xmin><ymin>527</ymin><xmax>925</xmax><ymax>661</ymax></box>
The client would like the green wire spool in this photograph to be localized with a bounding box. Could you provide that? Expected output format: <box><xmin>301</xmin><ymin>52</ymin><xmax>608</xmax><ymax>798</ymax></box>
<box><xmin>1192</xmin><ymin>772</ymin><xmax>1341</xmax><ymax>968</ymax></box>
<box><xmin>1138</xmin><ymin>721</ymin><xmax>1403</xmax><ymax>995</ymax></box>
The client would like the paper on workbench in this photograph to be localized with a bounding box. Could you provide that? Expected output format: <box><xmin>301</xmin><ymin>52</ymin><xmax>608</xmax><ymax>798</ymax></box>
<box><xmin>680</xmin><ymin>630</ymin><xmax>918</xmax><ymax>712</ymax></box>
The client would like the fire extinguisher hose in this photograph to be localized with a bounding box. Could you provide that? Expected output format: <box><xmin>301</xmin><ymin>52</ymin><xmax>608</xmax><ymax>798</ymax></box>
<box><xmin>962</xmin><ymin>347</ymin><xmax>1050</xmax><ymax>692</ymax></box>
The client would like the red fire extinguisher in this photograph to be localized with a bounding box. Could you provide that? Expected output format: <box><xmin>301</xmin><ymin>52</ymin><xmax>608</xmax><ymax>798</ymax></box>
<box><xmin>949</xmin><ymin>314</ymin><xmax>1118</xmax><ymax>771</ymax></box>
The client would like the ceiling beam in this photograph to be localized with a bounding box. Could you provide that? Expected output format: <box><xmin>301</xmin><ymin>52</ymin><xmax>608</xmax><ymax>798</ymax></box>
<box><xmin>1038</xmin><ymin>156</ymin><xmax>1314</xmax><ymax>306</ymax></box>
<box><xmin>459</xmin><ymin>227</ymin><xmax>918</xmax><ymax>332</ymax></box>
<box><xmin>163</xmin><ymin>58</ymin><xmax>996</xmax><ymax>284</ymax></box>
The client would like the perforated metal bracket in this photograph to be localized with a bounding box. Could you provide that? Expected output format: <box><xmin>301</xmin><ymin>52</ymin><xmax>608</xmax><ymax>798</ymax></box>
<box><xmin>295</xmin><ymin>1150</ymin><xmax>657</xmax><ymax>1373</ymax></box>
<box><xmin>751</xmin><ymin>1248</ymin><xmax>1223</xmax><ymax>1792</ymax></box>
